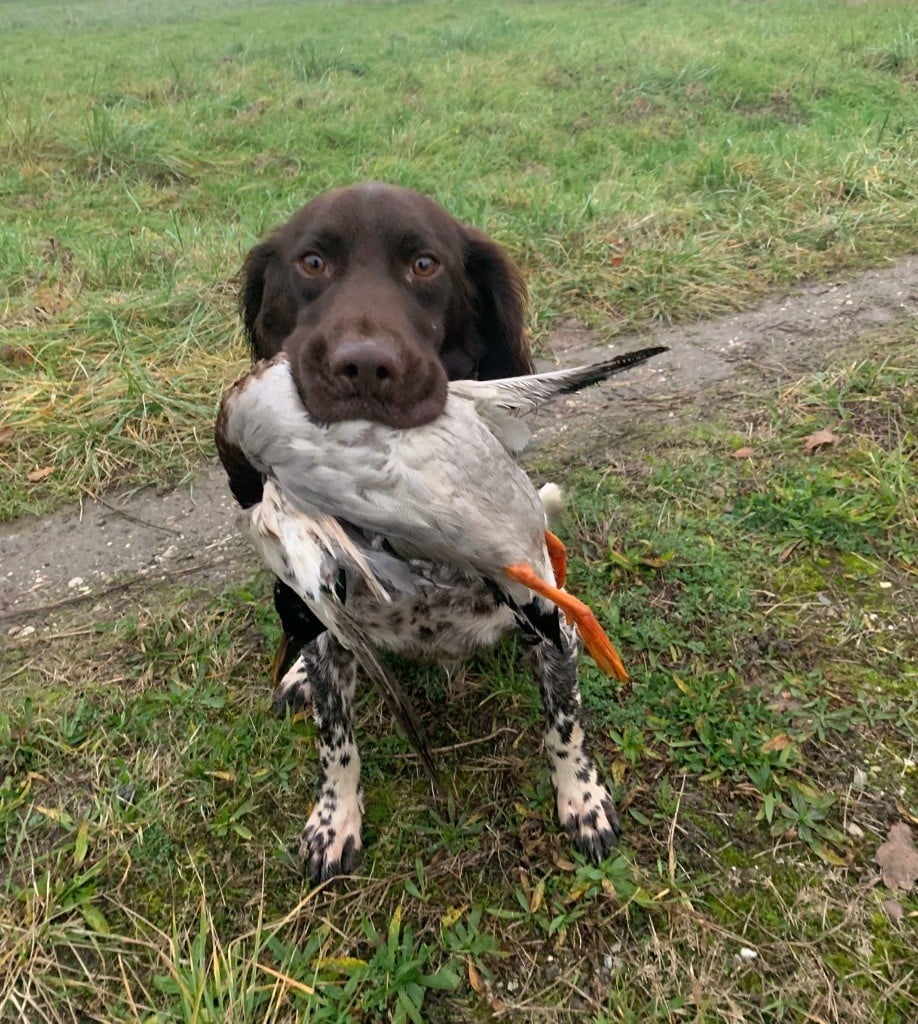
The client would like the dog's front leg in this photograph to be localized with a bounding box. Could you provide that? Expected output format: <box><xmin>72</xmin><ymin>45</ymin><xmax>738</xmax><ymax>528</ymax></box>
<box><xmin>298</xmin><ymin>633</ymin><xmax>364</xmax><ymax>883</ymax></box>
<box><xmin>531</xmin><ymin>623</ymin><xmax>620</xmax><ymax>861</ymax></box>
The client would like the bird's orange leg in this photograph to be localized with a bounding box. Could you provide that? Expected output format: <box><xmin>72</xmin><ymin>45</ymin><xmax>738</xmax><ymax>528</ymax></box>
<box><xmin>544</xmin><ymin>530</ymin><xmax>567</xmax><ymax>588</ymax></box>
<box><xmin>503</xmin><ymin>563</ymin><xmax>628</xmax><ymax>682</ymax></box>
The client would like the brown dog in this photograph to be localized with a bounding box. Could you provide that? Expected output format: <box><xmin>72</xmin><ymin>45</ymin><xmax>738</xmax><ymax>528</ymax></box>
<box><xmin>226</xmin><ymin>184</ymin><xmax>621</xmax><ymax>882</ymax></box>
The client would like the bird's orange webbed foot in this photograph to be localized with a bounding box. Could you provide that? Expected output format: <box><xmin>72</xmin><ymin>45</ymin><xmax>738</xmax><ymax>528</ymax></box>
<box><xmin>503</xmin><ymin>563</ymin><xmax>628</xmax><ymax>682</ymax></box>
<box><xmin>544</xmin><ymin>530</ymin><xmax>567</xmax><ymax>588</ymax></box>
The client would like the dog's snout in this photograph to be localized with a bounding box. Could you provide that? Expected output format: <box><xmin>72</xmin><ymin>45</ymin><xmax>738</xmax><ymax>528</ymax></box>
<box><xmin>290</xmin><ymin>324</ymin><xmax>447</xmax><ymax>428</ymax></box>
<box><xmin>328</xmin><ymin>337</ymin><xmax>402</xmax><ymax>396</ymax></box>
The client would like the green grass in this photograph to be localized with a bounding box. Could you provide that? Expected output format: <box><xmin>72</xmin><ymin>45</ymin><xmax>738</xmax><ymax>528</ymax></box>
<box><xmin>2</xmin><ymin>1</ymin><xmax>917</xmax><ymax>1019</ymax></box>
<box><xmin>2</xmin><ymin>333</ymin><xmax>915</xmax><ymax>1021</ymax></box>
<box><xmin>2</xmin><ymin>0</ymin><xmax>917</xmax><ymax>516</ymax></box>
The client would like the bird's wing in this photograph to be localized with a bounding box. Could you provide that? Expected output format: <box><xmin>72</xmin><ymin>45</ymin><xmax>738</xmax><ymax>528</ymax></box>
<box><xmin>219</xmin><ymin>356</ymin><xmax>439</xmax><ymax>537</ymax></box>
<box><xmin>449</xmin><ymin>345</ymin><xmax>668</xmax><ymax>453</ymax></box>
<box><xmin>243</xmin><ymin>479</ymin><xmax>390</xmax><ymax>601</ymax></box>
<box><xmin>240</xmin><ymin>482</ymin><xmax>438</xmax><ymax>786</ymax></box>
<box><xmin>220</xmin><ymin>355</ymin><xmax>550</xmax><ymax>574</ymax></box>
<box><xmin>269</xmin><ymin>399</ymin><xmax>543</xmax><ymax>571</ymax></box>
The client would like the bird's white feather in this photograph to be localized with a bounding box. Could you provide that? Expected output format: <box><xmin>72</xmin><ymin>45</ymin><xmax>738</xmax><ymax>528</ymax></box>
<box><xmin>538</xmin><ymin>483</ymin><xmax>565</xmax><ymax>521</ymax></box>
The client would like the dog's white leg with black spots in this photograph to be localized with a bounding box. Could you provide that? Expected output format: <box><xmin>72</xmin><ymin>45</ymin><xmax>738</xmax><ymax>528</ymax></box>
<box><xmin>273</xmin><ymin>650</ymin><xmax>313</xmax><ymax>714</ymax></box>
<box><xmin>299</xmin><ymin>634</ymin><xmax>364</xmax><ymax>883</ymax></box>
<box><xmin>532</xmin><ymin>624</ymin><xmax>620</xmax><ymax>860</ymax></box>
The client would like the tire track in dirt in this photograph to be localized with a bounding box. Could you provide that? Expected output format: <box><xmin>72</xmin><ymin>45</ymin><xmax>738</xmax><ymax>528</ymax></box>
<box><xmin>2</xmin><ymin>257</ymin><xmax>916</xmax><ymax>627</ymax></box>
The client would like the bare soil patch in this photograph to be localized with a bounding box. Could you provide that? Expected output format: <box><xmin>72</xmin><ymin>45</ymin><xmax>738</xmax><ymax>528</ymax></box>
<box><xmin>3</xmin><ymin>257</ymin><xmax>915</xmax><ymax>630</ymax></box>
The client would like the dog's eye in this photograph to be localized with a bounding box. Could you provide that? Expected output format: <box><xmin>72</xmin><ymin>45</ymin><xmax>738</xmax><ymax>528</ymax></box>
<box><xmin>298</xmin><ymin>252</ymin><xmax>326</xmax><ymax>277</ymax></box>
<box><xmin>411</xmin><ymin>255</ymin><xmax>440</xmax><ymax>279</ymax></box>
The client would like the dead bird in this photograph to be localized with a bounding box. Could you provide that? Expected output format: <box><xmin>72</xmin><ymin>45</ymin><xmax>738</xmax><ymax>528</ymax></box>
<box><xmin>216</xmin><ymin>345</ymin><xmax>666</xmax><ymax>880</ymax></box>
<box><xmin>220</xmin><ymin>349</ymin><xmax>666</xmax><ymax>672</ymax></box>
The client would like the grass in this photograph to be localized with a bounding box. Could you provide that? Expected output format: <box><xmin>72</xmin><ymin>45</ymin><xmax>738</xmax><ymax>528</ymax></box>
<box><xmin>1</xmin><ymin>0</ymin><xmax>917</xmax><ymax>1020</ymax></box>
<box><xmin>1</xmin><ymin>328</ymin><xmax>916</xmax><ymax>1021</ymax></box>
<box><xmin>1</xmin><ymin>0</ymin><xmax>918</xmax><ymax>516</ymax></box>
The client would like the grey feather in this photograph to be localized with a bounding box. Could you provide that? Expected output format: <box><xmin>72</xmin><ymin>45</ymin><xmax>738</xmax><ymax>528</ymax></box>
<box><xmin>450</xmin><ymin>345</ymin><xmax>668</xmax><ymax>453</ymax></box>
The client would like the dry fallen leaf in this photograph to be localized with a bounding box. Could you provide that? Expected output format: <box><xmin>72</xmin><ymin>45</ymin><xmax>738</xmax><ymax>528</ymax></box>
<box><xmin>881</xmin><ymin>898</ymin><xmax>904</xmax><ymax>923</ymax></box>
<box><xmin>550</xmin><ymin>852</ymin><xmax>576</xmax><ymax>872</ymax></box>
<box><xmin>26</xmin><ymin>466</ymin><xmax>54</xmax><ymax>483</ymax></box>
<box><xmin>895</xmin><ymin>800</ymin><xmax>918</xmax><ymax>826</ymax></box>
<box><xmin>0</xmin><ymin>344</ymin><xmax>36</xmax><ymax>367</ymax></box>
<box><xmin>468</xmin><ymin>959</ymin><xmax>506</xmax><ymax>1014</ymax></box>
<box><xmin>563</xmin><ymin>882</ymin><xmax>592</xmax><ymax>905</ymax></box>
<box><xmin>802</xmin><ymin>428</ymin><xmax>840</xmax><ymax>452</ymax></box>
<box><xmin>467</xmin><ymin>960</ymin><xmax>486</xmax><ymax>995</ymax></box>
<box><xmin>731</xmin><ymin>446</ymin><xmax>755</xmax><ymax>459</ymax></box>
<box><xmin>34</xmin><ymin>285</ymin><xmax>71</xmax><ymax>316</ymax></box>
<box><xmin>761</xmin><ymin>733</ymin><xmax>793</xmax><ymax>754</ymax></box>
<box><xmin>672</xmin><ymin>674</ymin><xmax>691</xmax><ymax>695</ymax></box>
<box><xmin>778</xmin><ymin>540</ymin><xmax>802</xmax><ymax>563</ymax></box>
<box><xmin>0</xmin><ymin>425</ymin><xmax>14</xmax><ymax>447</ymax></box>
<box><xmin>875</xmin><ymin>823</ymin><xmax>918</xmax><ymax>891</ymax></box>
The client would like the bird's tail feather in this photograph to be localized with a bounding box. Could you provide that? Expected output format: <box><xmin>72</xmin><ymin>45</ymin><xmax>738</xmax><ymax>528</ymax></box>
<box><xmin>341</xmin><ymin>625</ymin><xmax>440</xmax><ymax>789</ymax></box>
<box><xmin>530</xmin><ymin>345</ymin><xmax>668</xmax><ymax>401</ymax></box>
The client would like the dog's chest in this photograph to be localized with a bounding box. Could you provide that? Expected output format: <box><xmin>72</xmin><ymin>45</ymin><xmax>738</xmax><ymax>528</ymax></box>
<box><xmin>345</xmin><ymin>571</ymin><xmax>516</xmax><ymax>659</ymax></box>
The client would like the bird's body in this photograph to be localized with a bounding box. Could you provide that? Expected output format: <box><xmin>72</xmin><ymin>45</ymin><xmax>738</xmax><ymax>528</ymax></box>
<box><xmin>225</xmin><ymin>361</ymin><xmax>551</xmax><ymax>581</ymax></box>
<box><xmin>217</xmin><ymin>348</ymin><xmax>666</xmax><ymax>683</ymax></box>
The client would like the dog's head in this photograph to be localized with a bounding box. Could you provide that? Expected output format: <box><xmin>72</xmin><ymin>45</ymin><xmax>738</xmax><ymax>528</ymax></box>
<box><xmin>240</xmin><ymin>182</ymin><xmax>533</xmax><ymax>428</ymax></box>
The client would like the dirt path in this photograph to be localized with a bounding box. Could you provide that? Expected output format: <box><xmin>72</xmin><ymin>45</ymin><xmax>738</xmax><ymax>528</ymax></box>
<box><xmin>2</xmin><ymin>257</ymin><xmax>916</xmax><ymax>628</ymax></box>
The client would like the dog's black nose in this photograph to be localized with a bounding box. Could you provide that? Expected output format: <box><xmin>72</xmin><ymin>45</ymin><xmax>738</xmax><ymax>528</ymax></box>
<box><xmin>328</xmin><ymin>337</ymin><xmax>403</xmax><ymax>397</ymax></box>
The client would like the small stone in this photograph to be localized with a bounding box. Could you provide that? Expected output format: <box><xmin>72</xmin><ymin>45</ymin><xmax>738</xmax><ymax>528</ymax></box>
<box><xmin>116</xmin><ymin>784</ymin><xmax>137</xmax><ymax>806</ymax></box>
<box><xmin>67</xmin><ymin>576</ymin><xmax>84</xmax><ymax>588</ymax></box>
<box><xmin>881</xmin><ymin>899</ymin><xmax>904</xmax><ymax>923</ymax></box>
<box><xmin>846</xmin><ymin>822</ymin><xmax>865</xmax><ymax>840</ymax></box>
<box><xmin>738</xmin><ymin>947</ymin><xmax>758</xmax><ymax>960</ymax></box>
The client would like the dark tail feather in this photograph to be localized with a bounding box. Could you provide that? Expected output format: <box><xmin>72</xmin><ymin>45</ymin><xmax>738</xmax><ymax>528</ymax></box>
<box><xmin>551</xmin><ymin>346</ymin><xmax>668</xmax><ymax>396</ymax></box>
<box><xmin>354</xmin><ymin>643</ymin><xmax>440</xmax><ymax>791</ymax></box>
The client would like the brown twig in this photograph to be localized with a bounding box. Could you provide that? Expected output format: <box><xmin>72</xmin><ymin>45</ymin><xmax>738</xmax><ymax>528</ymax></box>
<box><xmin>0</xmin><ymin>561</ymin><xmax>225</xmax><ymax>625</ymax></box>
<box><xmin>94</xmin><ymin>495</ymin><xmax>183</xmax><ymax>536</ymax></box>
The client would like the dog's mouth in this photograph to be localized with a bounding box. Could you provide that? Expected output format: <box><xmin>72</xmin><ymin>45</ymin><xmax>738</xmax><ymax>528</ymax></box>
<box><xmin>289</xmin><ymin>336</ymin><xmax>449</xmax><ymax>429</ymax></box>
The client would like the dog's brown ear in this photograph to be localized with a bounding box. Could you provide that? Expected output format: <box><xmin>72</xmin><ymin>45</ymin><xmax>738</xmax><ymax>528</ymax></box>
<box><xmin>240</xmin><ymin>239</ymin><xmax>296</xmax><ymax>360</ymax></box>
<box><xmin>462</xmin><ymin>228</ymin><xmax>534</xmax><ymax>379</ymax></box>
